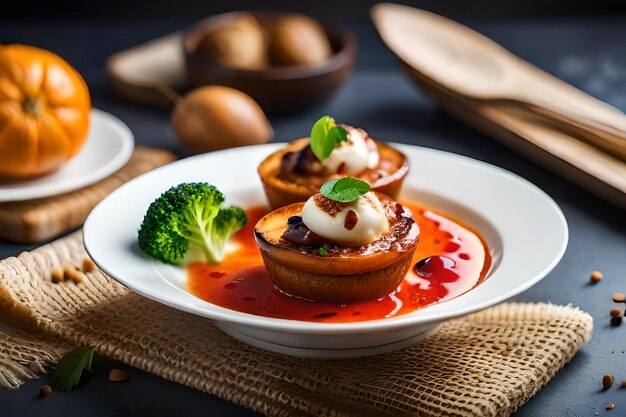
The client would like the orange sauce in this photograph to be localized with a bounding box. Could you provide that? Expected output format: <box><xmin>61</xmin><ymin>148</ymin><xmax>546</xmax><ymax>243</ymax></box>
<box><xmin>188</xmin><ymin>202</ymin><xmax>492</xmax><ymax>323</ymax></box>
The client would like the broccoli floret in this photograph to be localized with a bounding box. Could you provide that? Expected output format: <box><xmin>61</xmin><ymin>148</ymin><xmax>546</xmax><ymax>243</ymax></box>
<box><xmin>137</xmin><ymin>183</ymin><xmax>248</xmax><ymax>265</ymax></box>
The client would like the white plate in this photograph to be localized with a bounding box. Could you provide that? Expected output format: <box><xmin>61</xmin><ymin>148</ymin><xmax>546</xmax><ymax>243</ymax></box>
<box><xmin>84</xmin><ymin>143</ymin><xmax>567</xmax><ymax>359</ymax></box>
<box><xmin>0</xmin><ymin>109</ymin><xmax>134</xmax><ymax>202</ymax></box>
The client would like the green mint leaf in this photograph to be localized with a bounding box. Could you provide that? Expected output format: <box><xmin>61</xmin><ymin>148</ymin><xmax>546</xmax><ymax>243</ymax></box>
<box><xmin>310</xmin><ymin>116</ymin><xmax>349</xmax><ymax>162</ymax></box>
<box><xmin>318</xmin><ymin>244</ymin><xmax>330</xmax><ymax>256</ymax></box>
<box><xmin>310</xmin><ymin>116</ymin><xmax>336</xmax><ymax>162</ymax></box>
<box><xmin>53</xmin><ymin>347</ymin><xmax>95</xmax><ymax>392</ymax></box>
<box><xmin>320</xmin><ymin>178</ymin><xmax>371</xmax><ymax>203</ymax></box>
<box><xmin>328</xmin><ymin>126</ymin><xmax>348</xmax><ymax>146</ymax></box>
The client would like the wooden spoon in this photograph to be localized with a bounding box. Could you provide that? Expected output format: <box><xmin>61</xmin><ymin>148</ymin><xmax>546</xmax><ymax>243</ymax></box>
<box><xmin>371</xmin><ymin>3</ymin><xmax>626</xmax><ymax>161</ymax></box>
<box><xmin>402</xmin><ymin>62</ymin><xmax>626</xmax><ymax>208</ymax></box>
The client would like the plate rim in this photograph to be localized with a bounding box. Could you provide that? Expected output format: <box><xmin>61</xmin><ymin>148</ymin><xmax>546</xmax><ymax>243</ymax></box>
<box><xmin>84</xmin><ymin>142</ymin><xmax>568</xmax><ymax>334</ymax></box>
<box><xmin>0</xmin><ymin>108</ymin><xmax>134</xmax><ymax>202</ymax></box>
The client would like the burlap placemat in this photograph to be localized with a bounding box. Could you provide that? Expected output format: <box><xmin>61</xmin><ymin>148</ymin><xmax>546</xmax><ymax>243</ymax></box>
<box><xmin>0</xmin><ymin>231</ymin><xmax>592</xmax><ymax>417</ymax></box>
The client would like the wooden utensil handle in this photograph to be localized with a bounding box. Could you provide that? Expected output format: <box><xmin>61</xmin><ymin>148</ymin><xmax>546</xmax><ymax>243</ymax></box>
<box><xmin>527</xmin><ymin>102</ymin><xmax>626</xmax><ymax>161</ymax></box>
<box><xmin>512</xmin><ymin>94</ymin><xmax>626</xmax><ymax>162</ymax></box>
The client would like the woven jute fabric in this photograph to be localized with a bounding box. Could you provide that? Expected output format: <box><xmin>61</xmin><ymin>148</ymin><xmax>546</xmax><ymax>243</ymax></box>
<box><xmin>0</xmin><ymin>232</ymin><xmax>592</xmax><ymax>417</ymax></box>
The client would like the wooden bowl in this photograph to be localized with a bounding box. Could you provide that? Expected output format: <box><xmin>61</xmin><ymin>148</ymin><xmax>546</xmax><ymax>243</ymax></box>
<box><xmin>183</xmin><ymin>11</ymin><xmax>356</xmax><ymax>113</ymax></box>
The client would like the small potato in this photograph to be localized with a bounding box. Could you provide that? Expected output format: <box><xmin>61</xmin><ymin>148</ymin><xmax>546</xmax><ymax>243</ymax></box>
<box><xmin>172</xmin><ymin>86</ymin><xmax>272</xmax><ymax>155</ymax></box>
<box><xmin>196</xmin><ymin>14</ymin><xmax>267</xmax><ymax>70</ymax></box>
<box><xmin>269</xmin><ymin>15</ymin><xmax>332</xmax><ymax>66</ymax></box>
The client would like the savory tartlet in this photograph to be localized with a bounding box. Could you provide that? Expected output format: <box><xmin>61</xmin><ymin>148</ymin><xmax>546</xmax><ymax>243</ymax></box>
<box><xmin>254</xmin><ymin>178</ymin><xmax>419</xmax><ymax>303</ymax></box>
<box><xmin>258</xmin><ymin>116</ymin><xmax>409</xmax><ymax>209</ymax></box>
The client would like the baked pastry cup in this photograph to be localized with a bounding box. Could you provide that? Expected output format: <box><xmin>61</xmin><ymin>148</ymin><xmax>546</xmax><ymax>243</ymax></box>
<box><xmin>254</xmin><ymin>192</ymin><xmax>419</xmax><ymax>303</ymax></box>
<box><xmin>258</xmin><ymin>137</ymin><xmax>409</xmax><ymax>210</ymax></box>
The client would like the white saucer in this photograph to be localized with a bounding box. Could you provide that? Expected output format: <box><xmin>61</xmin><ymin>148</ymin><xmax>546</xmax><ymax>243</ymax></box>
<box><xmin>84</xmin><ymin>143</ymin><xmax>568</xmax><ymax>359</ymax></box>
<box><xmin>0</xmin><ymin>109</ymin><xmax>134</xmax><ymax>202</ymax></box>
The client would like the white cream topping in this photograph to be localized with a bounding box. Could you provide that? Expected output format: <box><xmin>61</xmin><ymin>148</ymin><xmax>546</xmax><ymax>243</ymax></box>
<box><xmin>301</xmin><ymin>192</ymin><xmax>389</xmax><ymax>246</ymax></box>
<box><xmin>322</xmin><ymin>127</ymin><xmax>380</xmax><ymax>175</ymax></box>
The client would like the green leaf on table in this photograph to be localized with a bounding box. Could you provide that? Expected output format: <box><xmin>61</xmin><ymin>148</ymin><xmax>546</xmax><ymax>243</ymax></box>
<box><xmin>310</xmin><ymin>116</ymin><xmax>348</xmax><ymax>162</ymax></box>
<box><xmin>320</xmin><ymin>178</ymin><xmax>371</xmax><ymax>203</ymax></box>
<box><xmin>53</xmin><ymin>346</ymin><xmax>94</xmax><ymax>391</ymax></box>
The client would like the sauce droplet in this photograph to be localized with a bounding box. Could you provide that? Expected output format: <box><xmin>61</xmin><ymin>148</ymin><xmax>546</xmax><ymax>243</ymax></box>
<box><xmin>413</xmin><ymin>256</ymin><xmax>460</xmax><ymax>283</ymax></box>
<box><xmin>444</xmin><ymin>241</ymin><xmax>460</xmax><ymax>253</ymax></box>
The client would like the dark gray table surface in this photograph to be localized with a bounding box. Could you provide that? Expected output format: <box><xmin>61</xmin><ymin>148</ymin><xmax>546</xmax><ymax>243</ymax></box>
<box><xmin>1</xmin><ymin>16</ymin><xmax>626</xmax><ymax>417</ymax></box>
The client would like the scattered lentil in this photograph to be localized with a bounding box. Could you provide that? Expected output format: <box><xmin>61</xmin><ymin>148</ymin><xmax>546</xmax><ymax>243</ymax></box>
<box><xmin>612</xmin><ymin>292</ymin><xmax>625</xmax><ymax>303</ymax></box>
<box><xmin>63</xmin><ymin>265</ymin><xmax>85</xmax><ymax>284</ymax></box>
<box><xmin>590</xmin><ymin>271</ymin><xmax>603</xmax><ymax>283</ymax></box>
<box><xmin>70</xmin><ymin>271</ymin><xmax>85</xmax><ymax>284</ymax></box>
<box><xmin>603</xmin><ymin>374</ymin><xmax>615</xmax><ymax>390</ymax></box>
<box><xmin>108</xmin><ymin>368</ymin><xmax>128</xmax><ymax>382</ymax></box>
<box><xmin>51</xmin><ymin>268</ymin><xmax>64</xmax><ymax>283</ymax></box>
<box><xmin>606</xmin><ymin>403</ymin><xmax>615</xmax><ymax>411</ymax></box>
<box><xmin>39</xmin><ymin>384</ymin><xmax>52</xmax><ymax>398</ymax></box>
<box><xmin>610</xmin><ymin>308</ymin><xmax>622</xmax><ymax>318</ymax></box>
<box><xmin>82</xmin><ymin>258</ymin><xmax>96</xmax><ymax>272</ymax></box>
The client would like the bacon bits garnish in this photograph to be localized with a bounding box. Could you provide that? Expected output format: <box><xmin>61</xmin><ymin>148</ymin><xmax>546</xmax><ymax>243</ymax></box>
<box><xmin>344</xmin><ymin>210</ymin><xmax>359</xmax><ymax>230</ymax></box>
<box><xmin>313</xmin><ymin>193</ymin><xmax>347</xmax><ymax>217</ymax></box>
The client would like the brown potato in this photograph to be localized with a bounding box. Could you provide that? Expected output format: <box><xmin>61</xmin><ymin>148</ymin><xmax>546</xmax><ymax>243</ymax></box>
<box><xmin>268</xmin><ymin>16</ymin><xmax>332</xmax><ymax>66</ymax></box>
<box><xmin>172</xmin><ymin>86</ymin><xmax>272</xmax><ymax>155</ymax></box>
<box><xmin>195</xmin><ymin>14</ymin><xmax>267</xmax><ymax>70</ymax></box>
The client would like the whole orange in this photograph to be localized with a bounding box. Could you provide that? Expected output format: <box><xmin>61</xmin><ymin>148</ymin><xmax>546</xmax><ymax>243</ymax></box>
<box><xmin>0</xmin><ymin>44</ymin><xmax>91</xmax><ymax>178</ymax></box>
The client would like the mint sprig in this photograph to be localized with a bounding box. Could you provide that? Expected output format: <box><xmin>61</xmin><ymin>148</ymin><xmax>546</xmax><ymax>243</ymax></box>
<box><xmin>310</xmin><ymin>116</ymin><xmax>348</xmax><ymax>162</ymax></box>
<box><xmin>320</xmin><ymin>178</ymin><xmax>371</xmax><ymax>203</ymax></box>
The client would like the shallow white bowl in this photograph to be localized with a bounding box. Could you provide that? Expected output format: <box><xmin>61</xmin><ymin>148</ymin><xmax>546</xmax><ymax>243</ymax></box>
<box><xmin>83</xmin><ymin>143</ymin><xmax>567</xmax><ymax>359</ymax></box>
<box><xmin>0</xmin><ymin>109</ymin><xmax>134</xmax><ymax>202</ymax></box>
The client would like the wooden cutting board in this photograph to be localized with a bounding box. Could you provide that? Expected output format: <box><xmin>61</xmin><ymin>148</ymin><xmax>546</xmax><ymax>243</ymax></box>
<box><xmin>0</xmin><ymin>147</ymin><xmax>176</xmax><ymax>244</ymax></box>
<box><xmin>107</xmin><ymin>33</ymin><xmax>186</xmax><ymax>107</ymax></box>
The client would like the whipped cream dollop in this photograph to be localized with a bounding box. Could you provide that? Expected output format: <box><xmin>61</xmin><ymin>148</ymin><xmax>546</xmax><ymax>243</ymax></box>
<box><xmin>301</xmin><ymin>191</ymin><xmax>389</xmax><ymax>246</ymax></box>
<box><xmin>322</xmin><ymin>127</ymin><xmax>380</xmax><ymax>175</ymax></box>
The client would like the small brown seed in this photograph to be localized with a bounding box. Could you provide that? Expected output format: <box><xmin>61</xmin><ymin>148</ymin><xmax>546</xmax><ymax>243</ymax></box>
<box><xmin>607</xmin><ymin>403</ymin><xmax>615</xmax><ymax>410</ymax></box>
<box><xmin>51</xmin><ymin>268</ymin><xmax>64</xmax><ymax>283</ymax></box>
<box><xmin>621</xmin><ymin>380</ymin><xmax>626</xmax><ymax>389</ymax></box>
<box><xmin>108</xmin><ymin>368</ymin><xmax>128</xmax><ymax>382</ymax></box>
<box><xmin>603</xmin><ymin>374</ymin><xmax>615</xmax><ymax>390</ymax></box>
<box><xmin>82</xmin><ymin>258</ymin><xmax>96</xmax><ymax>272</ymax></box>
<box><xmin>39</xmin><ymin>384</ymin><xmax>52</xmax><ymax>398</ymax></box>
<box><xmin>590</xmin><ymin>270</ymin><xmax>603</xmax><ymax>283</ymax></box>
<box><xmin>69</xmin><ymin>270</ymin><xmax>85</xmax><ymax>284</ymax></box>
<box><xmin>63</xmin><ymin>265</ymin><xmax>76</xmax><ymax>279</ymax></box>
<box><xmin>612</xmin><ymin>292</ymin><xmax>625</xmax><ymax>303</ymax></box>
<box><xmin>611</xmin><ymin>308</ymin><xmax>622</xmax><ymax>318</ymax></box>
